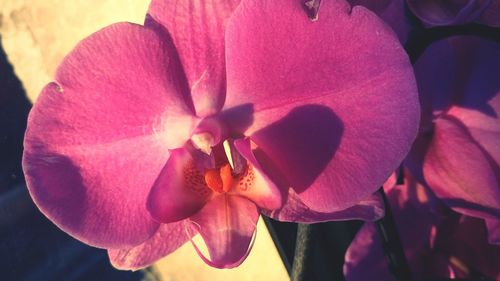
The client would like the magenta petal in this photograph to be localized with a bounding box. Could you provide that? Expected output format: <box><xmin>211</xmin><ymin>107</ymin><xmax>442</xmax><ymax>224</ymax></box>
<box><xmin>423</xmin><ymin>116</ymin><xmax>500</xmax><ymax>219</ymax></box>
<box><xmin>263</xmin><ymin>188</ymin><xmax>384</xmax><ymax>223</ymax></box>
<box><xmin>146</xmin><ymin>0</ymin><xmax>241</xmax><ymax>117</ymax></box>
<box><xmin>22</xmin><ymin>23</ymin><xmax>200</xmax><ymax>248</ymax></box>
<box><xmin>407</xmin><ymin>0</ymin><xmax>491</xmax><ymax>26</ymax></box>
<box><xmin>147</xmin><ymin>148</ymin><xmax>212</xmax><ymax>223</ymax></box>
<box><xmin>224</xmin><ymin>0</ymin><xmax>419</xmax><ymax>212</ymax></box>
<box><xmin>233</xmin><ymin>138</ymin><xmax>282</xmax><ymax>210</ymax></box>
<box><xmin>108</xmin><ymin>221</ymin><xmax>191</xmax><ymax>270</ymax></box>
<box><xmin>189</xmin><ymin>194</ymin><xmax>259</xmax><ymax>268</ymax></box>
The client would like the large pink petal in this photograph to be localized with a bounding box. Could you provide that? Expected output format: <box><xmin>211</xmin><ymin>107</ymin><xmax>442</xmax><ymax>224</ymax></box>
<box><xmin>108</xmin><ymin>221</ymin><xmax>191</xmax><ymax>270</ymax></box>
<box><xmin>147</xmin><ymin>148</ymin><xmax>213</xmax><ymax>223</ymax></box>
<box><xmin>407</xmin><ymin>0</ymin><xmax>491</xmax><ymax>26</ymax></box>
<box><xmin>146</xmin><ymin>0</ymin><xmax>241</xmax><ymax>117</ymax></box>
<box><xmin>423</xmin><ymin>116</ymin><xmax>500</xmax><ymax>220</ymax></box>
<box><xmin>264</xmin><ymin>188</ymin><xmax>384</xmax><ymax>223</ymax></box>
<box><xmin>224</xmin><ymin>0</ymin><xmax>419</xmax><ymax>212</ymax></box>
<box><xmin>189</xmin><ymin>194</ymin><xmax>259</xmax><ymax>268</ymax></box>
<box><xmin>23</xmin><ymin>23</ymin><xmax>196</xmax><ymax>248</ymax></box>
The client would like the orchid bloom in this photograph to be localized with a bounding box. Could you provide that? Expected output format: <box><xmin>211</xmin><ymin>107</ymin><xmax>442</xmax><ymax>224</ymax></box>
<box><xmin>22</xmin><ymin>0</ymin><xmax>419</xmax><ymax>269</ymax></box>
<box><xmin>405</xmin><ymin>36</ymin><xmax>500</xmax><ymax>242</ymax></box>
<box><xmin>407</xmin><ymin>0</ymin><xmax>500</xmax><ymax>27</ymax></box>
<box><xmin>344</xmin><ymin>175</ymin><xmax>500</xmax><ymax>281</ymax></box>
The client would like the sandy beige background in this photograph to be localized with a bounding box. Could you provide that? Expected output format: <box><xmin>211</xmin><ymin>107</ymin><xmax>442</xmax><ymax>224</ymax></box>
<box><xmin>0</xmin><ymin>1</ymin><xmax>289</xmax><ymax>280</ymax></box>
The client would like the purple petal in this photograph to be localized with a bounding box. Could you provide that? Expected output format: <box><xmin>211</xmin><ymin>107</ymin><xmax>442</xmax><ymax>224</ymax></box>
<box><xmin>348</xmin><ymin>0</ymin><xmax>410</xmax><ymax>43</ymax></box>
<box><xmin>263</xmin><ymin>188</ymin><xmax>384</xmax><ymax>223</ymax></box>
<box><xmin>146</xmin><ymin>0</ymin><xmax>241</xmax><ymax>117</ymax></box>
<box><xmin>423</xmin><ymin>116</ymin><xmax>500</xmax><ymax>219</ymax></box>
<box><xmin>344</xmin><ymin>222</ymin><xmax>392</xmax><ymax>281</ymax></box>
<box><xmin>108</xmin><ymin>221</ymin><xmax>191</xmax><ymax>270</ymax></box>
<box><xmin>189</xmin><ymin>194</ymin><xmax>259</xmax><ymax>268</ymax></box>
<box><xmin>224</xmin><ymin>0</ymin><xmax>419</xmax><ymax>212</ymax></box>
<box><xmin>413</xmin><ymin>38</ymin><xmax>456</xmax><ymax>124</ymax></box>
<box><xmin>405</xmin><ymin>38</ymin><xmax>457</xmax><ymax>183</ymax></box>
<box><xmin>485</xmin><ymin>219</ymin><xmax>500</xmax><ymax>245</ymax></box>
<box><xmin>147</xmin><ymin>148</ymin><xmax>213</xmax><ymax>223</ymax></box>
<box><xmin>445</xmin><ymin>37</ymin><xmax>500</xmax><ymax>166</ymax></box>
<box><xmin>479</xmin><ymin>1</ymin><xmax>500</xmax><ymax>27</ymax></box>
<box><xmin>407</xmin><ymin>0</ymin><xmax>491</xmax><ymax>26</ymax></box>
<box><xmin>23</xmin><ymin>23</ymin><xmax>196</xmax><ymax>248</ymax></box>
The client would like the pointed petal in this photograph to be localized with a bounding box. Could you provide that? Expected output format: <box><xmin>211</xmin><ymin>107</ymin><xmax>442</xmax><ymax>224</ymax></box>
<box><xmin>233</xmin><ymin>138</ymin><xmax>282</xmax><ymax>210</ymax></box>
<box><xmin>22</xmin><ymin>22</ymin><xmax>199</xmax><ymax>248</ymax></box>
<box><xmin>189</xmin><ymin>194</ymin><xmax>259</xmax><ymax>268</ymax></box>
<box><xmin>224</xmin><ymin>0</ymin><xmax>419</xmax><ymax>212</ymax></box>
<box><xmin>423</xmin><ymin>116</ymin><xmax>500</xmax><ymax>219</ymax></box>
<box><xmin>264</xmin><ymin>188</ymin><xmax>384</xmax><ymax>223</ymax></box>
<box><xmin>108</xmin><ymin>221</ymin><xmax>191</xmax><ymax>270</ymax></box>
<box><xmin>407</xmin><ymin>0</ymin><xmax>491</xmax><ymax>26</ymax></box>
<box><xmin>147</xmin><ymin>148</ymin><xmax>212</xmax><ymax>223</ymax></box>
<box><xmin>146</xmin><ymin>0</ymin><xmax>241</xmax><ymax>116</ymax></box>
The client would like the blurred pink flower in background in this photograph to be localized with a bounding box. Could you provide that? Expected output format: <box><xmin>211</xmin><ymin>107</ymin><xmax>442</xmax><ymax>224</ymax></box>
<box><xmin>407</xmin><ymin>36</ymin><xmax>500</xmax><ymax>240</ymax></box>
<box><xmin>345</xmin><ymin>36</ymin><xmax>500</xmax><ymax>280</ymax></box>
<box><xmin>22</xmin><ymin>0</ymin><xmax>419</xmax><ymax>269</ymax></box>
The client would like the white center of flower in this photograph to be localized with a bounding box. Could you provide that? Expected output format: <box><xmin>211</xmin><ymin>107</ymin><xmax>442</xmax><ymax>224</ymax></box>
<box><xmin>191</xmin><ymin>132</ymin><xmax>215</xmax><ymax>155</ymax></box>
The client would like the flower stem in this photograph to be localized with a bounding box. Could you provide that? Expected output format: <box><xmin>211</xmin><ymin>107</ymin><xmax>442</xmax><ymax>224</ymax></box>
<box><xmin>375</xmin><ymin>188</ymin><xmax>413</xmax><ymax>281</ymax></box>
<box><xmin>291</xmin><ymin>223</ymin><xmax>315</xmax><ymax>281</ymax></box>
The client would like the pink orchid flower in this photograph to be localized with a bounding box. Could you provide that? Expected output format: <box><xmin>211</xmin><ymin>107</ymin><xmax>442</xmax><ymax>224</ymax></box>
<box><xmin>344</xmin><ymin>175</ymin><xmax>500</xmax><ymax>281</ymax></box>
<box><xmin>22</xmin><ymin>0</ymin><xmax>419</xmax><ymax>269</ymax></box>
<box><xmin>406</xmin><ymin>36</ymin><xmax>500</xmax><ymax>242</ymax></box>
